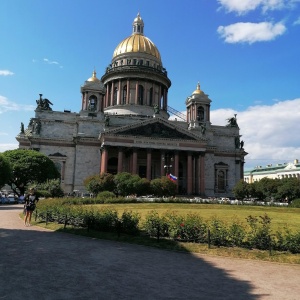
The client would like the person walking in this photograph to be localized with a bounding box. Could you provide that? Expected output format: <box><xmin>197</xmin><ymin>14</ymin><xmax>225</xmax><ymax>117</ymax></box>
<box><xmin>24</xmin><ymin>188</ymin><xmax>39</xmax><ymax>226</ymax></box>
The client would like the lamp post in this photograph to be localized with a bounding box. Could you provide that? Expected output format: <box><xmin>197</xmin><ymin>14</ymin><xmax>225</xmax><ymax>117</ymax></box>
<box><xmin>162</xmin><ymin>153</ymin><xmax>174</xmax><ymax>176</ymax></box>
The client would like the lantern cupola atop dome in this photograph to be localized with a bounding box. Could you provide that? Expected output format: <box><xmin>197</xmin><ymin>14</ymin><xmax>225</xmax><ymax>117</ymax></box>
<box><xmin>132</xmin><ymin>12</ymin><xmax>144</xmax><ymax>34</ymax></box>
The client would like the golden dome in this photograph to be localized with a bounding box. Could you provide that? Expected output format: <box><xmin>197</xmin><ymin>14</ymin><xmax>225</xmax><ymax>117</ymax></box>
<box><xmin>87</xmin><ymin>70</ymin><xmax>100</xmax><ymax>82</ymax></box>
<box><xmin>112</xmin><ymin>13</ymin><xmax>161</xmax><ymax>62</ymax></box>
<box><xmin>113</xmin><ymin>34</ymin><xmax>161</xmax><ymax>61</ymax></box>
<box><xmin>193</xmin><ymin>82</ymin><xmax>203</xmax><ymax>95</ymax></box>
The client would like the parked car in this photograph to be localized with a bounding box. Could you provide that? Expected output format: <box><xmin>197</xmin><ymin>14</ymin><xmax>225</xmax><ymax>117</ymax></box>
<box><xmin>7</xmin><ymin>197</ymin><xmax>17</xmax><ymax>204</ymax></box>
<box><xmin>1</xmin><ymin>197</ymin><xmax>9</xmax><ymax>204</ymax></box>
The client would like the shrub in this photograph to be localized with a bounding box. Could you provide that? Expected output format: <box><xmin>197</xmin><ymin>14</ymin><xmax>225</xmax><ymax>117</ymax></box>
<box><xmin>289</xmin><ymin>198</ymin><xmax>300</xmax><ymax>208</ymax></box>
<box><xmin>96</xmin><ymin>191</ymin><xmax>116</xmax><ymax>200</ymax></box>
<box><xmin>144</xmin><ymin>210</ymin><xmax>169</xmax><ymax>238</ymax></box>
<box><xmin>209</xmin><ymin>217</ymin><xmax>228</xmax><ymax>247</ymax></box>
<box><xmin>246</xmin><ymin>214</ymin><xmax>272</xmax><ymax>250</ymax></box>
<box><xmin>227</xmin><ymin>220</ymin><xmax>246</xmax><ymax>247</ymax></box>
<box><xmin>120</xmin><ymin>210</ymin><xmax>141</xmax><ymax>235</ymax></box>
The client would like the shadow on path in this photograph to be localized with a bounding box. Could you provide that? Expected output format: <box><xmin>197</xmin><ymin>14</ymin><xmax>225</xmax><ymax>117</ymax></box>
<box><xmin>6</xmin><ymin>205</ymin><xmax>295</xmax><ymax>299</ymax></box>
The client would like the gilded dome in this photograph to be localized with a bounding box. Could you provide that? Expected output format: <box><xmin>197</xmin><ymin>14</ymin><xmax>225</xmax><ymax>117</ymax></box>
<box><xmin>193</xmin><ymin>82</ymin><xmax>203</xmax><ymax>95</ymax></box>
<box><xmin>113</xmin><ymin>35</ymin><xmax>161</xmax><ymax>61</ymax></box>
<box><xmin>87</xmin><ymin>70</ymin><xmax>100</xmax><ymax>82</ymax></box>
<box><xmin>112</xmin><ymin>13</ymin><xmax>161</xmax><ymax>62</ymax></box>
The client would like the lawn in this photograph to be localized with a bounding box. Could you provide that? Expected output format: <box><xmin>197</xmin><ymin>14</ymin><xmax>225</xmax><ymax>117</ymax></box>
<box><xmin>95</xmin><ymin>203</ymin><xmax>300</xmax><ymax>232</ymax></box>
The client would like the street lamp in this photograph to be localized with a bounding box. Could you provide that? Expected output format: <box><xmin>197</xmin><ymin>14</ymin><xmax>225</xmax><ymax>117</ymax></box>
<box><xmin>162</xmin><ymin>153</ymin><xmax>174</xmax><ymax>176</ymax></box>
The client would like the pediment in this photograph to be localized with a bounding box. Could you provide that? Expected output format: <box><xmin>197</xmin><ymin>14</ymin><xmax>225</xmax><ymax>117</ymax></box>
<box><xmin>104</xmin><ymin>118</ymin><xmax>200</xmax><ymax>141</ymax></box>
<box><xmin>49</xmin><ymin>152</ymin><xmax>67</xmax><ymax>157</ymax></box>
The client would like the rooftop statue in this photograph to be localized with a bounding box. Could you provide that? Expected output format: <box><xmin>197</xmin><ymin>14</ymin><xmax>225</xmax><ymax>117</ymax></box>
<box><xmin>20</xmin><ymin>122</ymin><xmax>24</xmax><ymax>133</ymax></box>
<box><xmin>36</xmin><ymin>94</ymin><xmax>53</xmax><ymax>111</ymax></box>
<box><xmin>226</xmin><ymin>114</ymin><xmax>238</xmax><ymax>127</ymax></box>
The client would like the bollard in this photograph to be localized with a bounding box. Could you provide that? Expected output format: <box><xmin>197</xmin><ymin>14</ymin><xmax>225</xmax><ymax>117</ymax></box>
<box><xmin>64</xmin><ymin>214</ymin><xmax>68</xmax><ymax>229</ymax></box>
<box><xmin>156</xmin><ymin>223</ymin><xmax>160</xmax><ymax>242</ymax></box>
<box><xmin>208</xmin><ymin>229</ymin><xmax>211</xmax><ymax>249</ymax></box>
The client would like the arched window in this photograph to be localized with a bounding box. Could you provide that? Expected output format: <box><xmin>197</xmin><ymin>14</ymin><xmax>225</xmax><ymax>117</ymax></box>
<box><xmin>214</xmin><ymin>162</ymin><xmax>228</xmax><ymax>193</ymax></box>
<box><xmin>88</xmin><ymin>95</ymin><xmax>97</xmax><ymax>111</ymax></box>
<box><xmin>218</xmin><ymin>171</ymin><xmax>225</xmax><ymax>191</ymax></box>
<box><xmin>149</xmin><ymin>87</ymin><xmax>153</xmax><ymax>106</ymax></box>
<box><xmin>122</xmin><ymin>85</ymin><xmax>127</xmax><ymax>104</ymax></box>
<box><xmin>197</xmin><ymin>106</ymin><xmax>204</xmax><ymax>122</ymax></box>
<box><xmin>138</xmin><ymin>85</ymin><xmax>144</xmax><ymax>105</ymax></box>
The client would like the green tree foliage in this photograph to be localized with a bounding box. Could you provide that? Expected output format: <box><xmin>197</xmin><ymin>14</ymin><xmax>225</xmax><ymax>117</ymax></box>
<box><xmin>276</xmin><ymin>178</ymin><xmax>300</xmax><ymax>202</ymax></box>
<box><xmin>3</xmin><ymin>149</ymin><xmax>60</xmax><ymax>196</ymax></box>
<box><xmin>233</xmin><ymin>177</ymin><xmax>300</xmax><ymax>202</ymax></box>
<box><xmin>133</xmin><ymin>177</ymin><xmax>151</xmax><ymax>196</ymax></box>
<box><xmin>114</xmin><ymin>172</ymin><xmax>141</xmax><ymax>196</ymax></box>
<box><xmin>34</xmin><ymin>179</ymin><xmax>64</xmax><ymax>198</ymax></box>
<box><xmin>0</xmin><ymin>154</ymin><xmax>12</xmax><ymax>188</ymax></box>
<box><xmin>232</xmin><ymin>179</ymin><xmax>250</xmax><ymax>199</ymax></box>
<box><xmin>150</xmin><ymin>176</ymin><xmax>176</xmax><ymax>197</ymax></box>
<box><xmin>256</xmin><ymin>177</ymin><xmax>280</xmax><ymax>200</ymax></box>
<box><xmin>83</xmin><ymin>173</ymin><xmax>115</xmax><ymax>195</ymax></box>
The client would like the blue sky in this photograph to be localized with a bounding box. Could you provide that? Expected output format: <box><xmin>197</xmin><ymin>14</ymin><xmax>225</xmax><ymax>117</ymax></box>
<box><xmin>1</xmin><ymin>0</ymin><xmax>300</xmax><ymax>170</ymax></box>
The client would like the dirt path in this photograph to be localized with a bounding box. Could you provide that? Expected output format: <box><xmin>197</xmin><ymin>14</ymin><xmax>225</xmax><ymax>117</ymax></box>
<box><xmin>0</xmin><ymin>204</ymin><xmax>299</xmax><ymax>300</ymax></box>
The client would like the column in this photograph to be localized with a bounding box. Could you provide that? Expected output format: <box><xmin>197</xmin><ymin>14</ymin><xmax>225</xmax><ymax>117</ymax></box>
<box><xmin>117</xmin><ymin>148</ymin><xmax>123</xmax><ymax>173</ymax></box>
<box><xmin>105</xmin><ymin>84</ymin><xmax>108</xmax><ymax>108</ymax></box>
<box><xmin>111</xmin><ymin>81</ymin><xmax>115</xmax><ymax>106</ymax></box>
<box><xmin>117</xmin><ymin>80</ymin><xmax>121</xmax><ymax>105</ymax></box>
<box><xmin>100</xmin><ymin>147</ymin><xmax>108</xmax><ymax>173</ymax></box>
<box><xmin>132</xmin><ymin>148</ymin><xmax>138</xmax><ymax>174</ymax></box>
<box><xmin>187</xmin><ymin>152</ymin><xmax>193</xmax><ymax>195</ymax></box>
<box><xmin>135</xmin><ymin>81</ymin><xmax>139</xmax><ymax>104</ymax></box>
<box><xmin>146</xmin><ymin>149</ymin><xmax>152</xmax><ymax>180</ymax></box>
<box><xmin>200</xmin><ymin>154</ymin><xmax>205</xmax><ymax>195</ymax></box>
<box><xmin>207</xmin><ymin>105</ymin><xmax>210</xmax><ymax>122</ymax></box>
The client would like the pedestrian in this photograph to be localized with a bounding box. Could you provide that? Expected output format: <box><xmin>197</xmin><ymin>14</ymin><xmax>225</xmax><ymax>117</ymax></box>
<box><xmin>24</xmin><ymin>188</ymin><xmax>39</xmax><ymax>226</ymax></box>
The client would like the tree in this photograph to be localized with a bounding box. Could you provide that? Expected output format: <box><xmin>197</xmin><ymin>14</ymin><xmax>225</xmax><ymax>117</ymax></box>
<box><xmin>232</xmin><ymin>179</ymin><xmax>250</xmax><ymax>199</ymax></box>
<box><xmin>0</xmin><ymin>154</ymin><xmax>12</xmax><ymax>189</ymax></box>
<box><xmin>277</xmin><ymin>178</ymin><xmax>300</xmax><ymax>202</ymax></box>
<box><xmin>150</xmin><ymin>176</ymin><xmax>177</xmax><ymax>197</ymax></box>
<box><xmin>256</xmin><ymin>177</ymin><xmax>280</xmax><ymax>201</ymax></box>
<box><xmin>3</xmin><ymin>149</ymin><xmax>60</xmax><ymax>196</ymax></box>
<box><xmin>35</xmin><ymin>179</ymin><xmax>65</xmax><ymax>198</ymax></box>
<box><xmin>83</xmin><ymin>173</ymin><xmax>115</xmax><ymax>195</ymax></box>
<box><xmin>114</xmin><ymin>172</ymin><xmax>141</xmax><ymax>196</ymax></box>
<box><xmin>133</xmin><ymin>177</ymin><xmax>151</xmax><ymax>196</ymax></box>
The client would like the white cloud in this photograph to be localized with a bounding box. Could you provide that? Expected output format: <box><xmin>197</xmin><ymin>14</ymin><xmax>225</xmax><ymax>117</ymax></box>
<box><xmin>217</xmin><ymin>0</ymin><xmax>294</xmax><ymax>14</ymax></box>
<box><xmin>0</xmin><ymin>95</ymin><xmax>35</xmax><ymax>114</ymax></box>
<box><xmin>217</xmin><ymin>21</ymin><xmax>286</xmax><ymax>43</ymax></box>
<box><xmin>0</xmin><ymin>70</ymin><xmax>14</xmax><ymax>76</ymax></box>
<box><xmin>211</xmin><ymin>98</ymin><xmax>300</xmax><ymax>169</ymax></box>
<box><xmin>43</xmin><ymin>58</ymin><xmax>61</xmax><ymax>66</ymax></box>
<box><xmin>0</xmin><ymin>143</ymin><xmax>18</xmax><ymax>153</ymax></box>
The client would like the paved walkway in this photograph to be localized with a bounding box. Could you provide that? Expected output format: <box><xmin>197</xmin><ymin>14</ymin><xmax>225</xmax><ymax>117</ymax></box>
<box><xmin>0</xmin><ymin>204</ymin><xmax>299</xmax><ymax>300</ymax></box>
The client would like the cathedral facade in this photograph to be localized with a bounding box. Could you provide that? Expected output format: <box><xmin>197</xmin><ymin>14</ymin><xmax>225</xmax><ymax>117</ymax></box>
<box><xmin>17</xmin><ymin>14</ymin><xmax>247</xmax><ymax>197</ymax></box>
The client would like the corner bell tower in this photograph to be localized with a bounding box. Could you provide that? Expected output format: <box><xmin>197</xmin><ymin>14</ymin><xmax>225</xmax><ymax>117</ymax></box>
<box><xmin>186</xmin><ymin>82</ymin><xmax>211</xmax><ymax>129</ymax></box>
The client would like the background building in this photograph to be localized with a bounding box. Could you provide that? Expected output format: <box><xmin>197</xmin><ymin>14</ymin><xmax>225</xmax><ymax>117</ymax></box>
<box><xmin>16</xmin><ymin>14</ymin><xmax>247</xmax><ymax>197</ymax></box>
<box><xmin>244</xmin><ymin>159</ymin><xmax>300</xmax><ymax>183</ymax></box>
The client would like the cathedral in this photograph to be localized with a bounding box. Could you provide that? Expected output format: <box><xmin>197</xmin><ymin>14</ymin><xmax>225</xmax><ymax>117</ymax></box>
<box><xmin>17</xmin><ymin>13</ymin><xmax>247</xmax><ymax>197</ymax></box>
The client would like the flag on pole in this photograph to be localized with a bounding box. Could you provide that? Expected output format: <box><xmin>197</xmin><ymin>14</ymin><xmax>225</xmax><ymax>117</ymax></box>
<box><xmin>167</xmin><ymin>173</ymin><xmax>177</xmax><ymax>182</ymax></box>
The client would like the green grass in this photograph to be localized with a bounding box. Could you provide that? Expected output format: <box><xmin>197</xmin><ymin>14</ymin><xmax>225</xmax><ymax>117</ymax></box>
<box><xmin>90</xmin><ymin>203</ymin><xmax>300</xmax><ymax>232</ymax></box>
